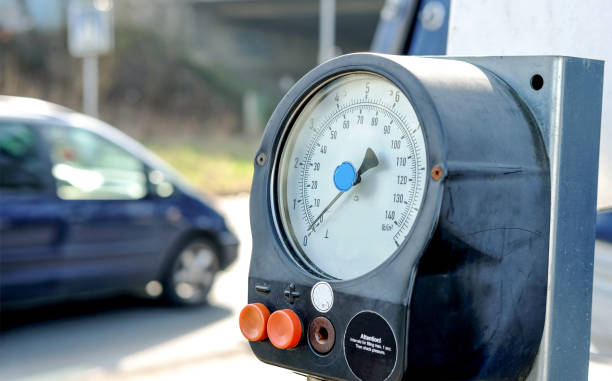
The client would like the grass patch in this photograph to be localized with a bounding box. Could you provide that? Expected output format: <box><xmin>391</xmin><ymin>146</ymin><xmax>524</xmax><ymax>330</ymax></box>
<box><xmin>145</xmin><ymin>136</ymin><xmax>258</xmax><ymax>195</ymax></box>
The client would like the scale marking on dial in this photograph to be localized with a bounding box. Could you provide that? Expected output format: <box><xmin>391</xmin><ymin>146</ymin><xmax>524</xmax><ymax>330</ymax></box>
<box><xmin>277</xmin><ymin>73</ymin><xmax>428</xmax><ymax>279</ymax></box>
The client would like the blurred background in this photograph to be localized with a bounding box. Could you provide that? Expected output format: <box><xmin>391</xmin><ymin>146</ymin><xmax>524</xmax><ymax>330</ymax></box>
<box><xmin>0</xmin><ymin>1</ymin><xmax>385</xmax><ymax>380</ymax></box>
<box><xmin>0</xmin><ymin>0</ymin><xmax>383</xmax><ymax>195</ymax></box>
<box><xmin>0</xmin><ymin>0</ymin><xmax>610</xmax><ymax>380</ymax></box>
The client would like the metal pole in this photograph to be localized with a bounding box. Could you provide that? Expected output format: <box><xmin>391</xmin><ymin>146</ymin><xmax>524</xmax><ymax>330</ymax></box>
<box><xmin>318</xmin><ymin>0</ymin><xmax>336</xmax><ymax>64</ymax></box>
<box><xmin>243</xmin><ymin>90</ymin><xmax>261</xmax><ymax>137</ymax></box>
<box><xmin>83</xmin><ymin>55</ymin><xmax>99</xmax><ymax>117</ymax></box>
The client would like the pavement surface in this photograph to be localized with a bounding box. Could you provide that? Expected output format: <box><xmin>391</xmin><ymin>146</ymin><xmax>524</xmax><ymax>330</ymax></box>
<box><xmin>0</xmin><ymin>194</ymin><xmax>610</xmax><ymax>380</ymax></box>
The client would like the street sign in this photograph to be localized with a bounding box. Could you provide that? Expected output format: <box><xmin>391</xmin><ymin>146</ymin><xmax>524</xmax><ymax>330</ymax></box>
<box><xmin>68</xmin><ymin>0</ymin><xmax>114</xmax><ymax>58</ymax></box>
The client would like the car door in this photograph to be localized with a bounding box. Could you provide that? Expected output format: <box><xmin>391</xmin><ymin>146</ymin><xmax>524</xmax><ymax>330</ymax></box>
<box><xmin>38</xmin><ymin>124</ymin><xmax>167</xmax><ymax>295</ymax></box>
<box><xmin>0</xmin><ymin>121</ymin><xmax>66</xmax><ymax>305</ymax></box>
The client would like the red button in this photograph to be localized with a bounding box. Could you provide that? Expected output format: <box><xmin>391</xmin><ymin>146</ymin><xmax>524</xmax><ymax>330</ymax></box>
<box><xmin>267</xmin><ymin>309</ymin><xmax>302</xmax><ymax>349</ymax></box>
<box><xmin>239</xmin><ymin>303</ymin><xmax>270</xmax><ymax>341</ymax></box>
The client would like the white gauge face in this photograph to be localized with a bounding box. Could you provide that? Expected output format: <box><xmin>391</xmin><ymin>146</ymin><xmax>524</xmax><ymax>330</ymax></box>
<box><xmin>276</xmin><ymin>72</ymin><xmax>428</xmax><ymax>280</ymax></box>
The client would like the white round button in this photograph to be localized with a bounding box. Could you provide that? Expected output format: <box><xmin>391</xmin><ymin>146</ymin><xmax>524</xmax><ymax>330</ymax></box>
<box><xmin>311</xmin><ymin>281</ymin><xmax>334</xmax><ymax>313</ymax></box>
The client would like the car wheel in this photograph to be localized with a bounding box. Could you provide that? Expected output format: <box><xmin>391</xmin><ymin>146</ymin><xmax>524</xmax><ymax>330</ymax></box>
<box><xmin>164</xmin><ymin>238</ymin><xmax>220</xmax><ymax>306</ymax></box>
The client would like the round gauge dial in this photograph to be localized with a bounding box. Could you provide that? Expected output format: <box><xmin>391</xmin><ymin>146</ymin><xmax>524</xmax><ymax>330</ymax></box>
<box><xmin>276</xmin><ymin>72</ymin><xmax>428</xmax><ymax>280</ymax></box>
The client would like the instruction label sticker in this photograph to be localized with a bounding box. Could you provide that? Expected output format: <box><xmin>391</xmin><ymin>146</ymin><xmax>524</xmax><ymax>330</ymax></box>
<box><xmin>344</xmin><ymin>311</ymin><xmax>397</xmax><ymax>381</ymax></box>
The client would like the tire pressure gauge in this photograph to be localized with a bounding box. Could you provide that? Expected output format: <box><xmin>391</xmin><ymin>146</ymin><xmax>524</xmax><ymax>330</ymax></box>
<box><xmin>240</xmin><ymin>53</ymin><xmax>603</xmax><ymax>381</ymax></box>
<box><xmin>277</xmin><ymin>73</ymin><xmax>427</xmax><ymax>280</ymax></box>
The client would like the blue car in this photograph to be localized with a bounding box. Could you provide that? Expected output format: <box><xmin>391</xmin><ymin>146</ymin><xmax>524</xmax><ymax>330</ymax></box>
<box><xmin>596</xmin><ymin>208</ymin><xmax>612</xmax><ymax>243</ymax></box>
<box><xmin>0</xmin><ymin>96</ymin><xmax>238</xmax><ymax>307</ymax></box>
<box><xmin>593</xmin><ymin>208</ymin><xmax>612</xmax><ymax>346</ymax></box>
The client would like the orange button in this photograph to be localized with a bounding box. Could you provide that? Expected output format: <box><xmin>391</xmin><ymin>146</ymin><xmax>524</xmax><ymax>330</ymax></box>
<box><xmin>267</xmin><ymin>309</ymin><xmax>302</xmax><ymax>349</ymax></box>
<box><xmin>239</xmin><ymin>303</ymin><xmax>270</xmax><ymax>341</ymax></box>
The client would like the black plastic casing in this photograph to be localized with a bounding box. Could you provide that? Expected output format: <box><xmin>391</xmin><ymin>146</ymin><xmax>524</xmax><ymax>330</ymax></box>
<box><xmin>248</xmin><ymin>53</ymin><xmax>550</xmax><ymax>381</ymax></box>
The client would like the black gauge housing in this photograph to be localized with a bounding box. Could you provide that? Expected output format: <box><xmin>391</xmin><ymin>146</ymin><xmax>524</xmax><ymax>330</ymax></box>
<box><xmin>248</xmin><ymin>53</ymin><xmax>550</xmax><ymax>380</ymax></box>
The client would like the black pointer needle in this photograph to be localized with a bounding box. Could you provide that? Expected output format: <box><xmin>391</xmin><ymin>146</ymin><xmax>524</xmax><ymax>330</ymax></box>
<box><xmin>354</xmin><ymin>147</ymin><xmax>379</xmax><ymax>185</ymax></box>
<box><xmin>307</xmin><ymin>148</ymin><xmax>379</xmax><ymax>232</ymax></box>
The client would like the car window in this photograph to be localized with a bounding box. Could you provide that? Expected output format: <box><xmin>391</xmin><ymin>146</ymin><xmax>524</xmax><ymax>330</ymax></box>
<box><xmin>0</xmin><ymin>123</ymin><xmax>46</xmax><ymax>192</ymax></box>
<box><xmin>40</xmin><ymin>125</ymin><xmax>147</xmax><ymax>200</ymax></box>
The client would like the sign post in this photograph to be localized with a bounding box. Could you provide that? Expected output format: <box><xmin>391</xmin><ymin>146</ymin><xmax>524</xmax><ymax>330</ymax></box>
<box><xmin>318</xmin><ymin>0</ymin><xmax>336</xmax><ymax>64</ymax></box>
<box><xmin>68</xmin><ymin>0</ymin><xmax>114</xmax><ymax>117</ymax></box>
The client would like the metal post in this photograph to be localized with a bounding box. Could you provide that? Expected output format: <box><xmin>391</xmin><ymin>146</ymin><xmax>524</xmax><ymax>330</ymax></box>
<box><xmin>82</xmin><ymin>55</ymin><xmax>99</xmax><ymax>117</ymax></box>
<box><xmin>243</xmin><ymin>90</ymin><xmax>261</xmax><ymax>137</ymax></box>
<box><xmin>318</xmin><ymin>0</ymin><xmax>336</xmax><ymax>64</ymax></box>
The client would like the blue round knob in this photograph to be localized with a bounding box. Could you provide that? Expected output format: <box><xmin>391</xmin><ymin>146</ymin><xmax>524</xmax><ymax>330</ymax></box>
<box><xmin>333</xmin><ymin>161</ymin><xmax>356</xmax><ymax>192</ymax></box>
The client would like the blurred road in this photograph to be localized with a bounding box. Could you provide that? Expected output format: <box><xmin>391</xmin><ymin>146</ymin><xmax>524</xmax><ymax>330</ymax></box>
<box><xmin>0</xmin><ymin>194</ymin><xmax>610</xmax><ymax>380</ymax></box>
<box><xmin>0</xmin><ymin>195</ymin><xmax>300</xmax><ymax>381</ymax></box>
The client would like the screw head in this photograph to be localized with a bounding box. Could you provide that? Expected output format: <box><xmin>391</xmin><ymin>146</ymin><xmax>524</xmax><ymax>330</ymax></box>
<box><xmin>431</xmin><ymin>165</ymin><xmax>443</xmax><ymax>181</ymax></box>
<box><xmin>256</xmin><ymin>152</ymin><xmax>267</xmax><ymax>166</ymax></box>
